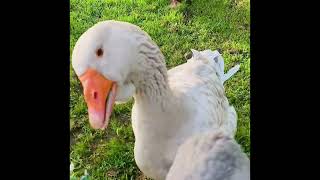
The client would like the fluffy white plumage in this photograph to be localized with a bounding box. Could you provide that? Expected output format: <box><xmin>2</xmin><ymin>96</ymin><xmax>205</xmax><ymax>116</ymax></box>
<box><xmin>131</xmin><ymin>49</ymin><xmax>239</xmax><ymax>179</ymax></box>
<box><xmin>166</xmin><ymin>131</ymin><xmax>250</xmax><ymax>180</ymax></box>
<box><xmin>72</xmin><ymin>20</ymin><xmax>240</xmax><ymax>180</ymax></box>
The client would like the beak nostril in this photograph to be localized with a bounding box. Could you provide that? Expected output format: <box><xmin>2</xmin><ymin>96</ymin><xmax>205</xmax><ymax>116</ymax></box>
<box><xmin>93</xmin><ymin>91</ymin><xmax>98</xmax><ymax>99</ymax></box>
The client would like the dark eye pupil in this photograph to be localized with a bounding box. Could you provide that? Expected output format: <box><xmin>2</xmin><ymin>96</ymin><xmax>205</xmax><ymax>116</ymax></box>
<box><xmin>96</xmin><ymin>48</ymin><xmax>103</xmax><ymax>57</ymax></box>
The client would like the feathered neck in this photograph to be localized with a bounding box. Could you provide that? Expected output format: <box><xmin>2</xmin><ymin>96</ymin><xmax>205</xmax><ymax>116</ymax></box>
<box><xmin>127</xmin><ymin>29</ymin><xmax>173</xmax><ymax>108</ymax></box>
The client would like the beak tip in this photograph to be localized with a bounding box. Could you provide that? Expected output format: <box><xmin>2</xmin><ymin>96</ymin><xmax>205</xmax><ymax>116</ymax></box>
<box><xmin>79</xmin><ymin>68</ymin><xmax>116</xmax><ymax>131</ymax></box>
<box><xmin>88</xmin><ymin>111</ymin><xmax>106</xmax><ymax>129</ymax></box>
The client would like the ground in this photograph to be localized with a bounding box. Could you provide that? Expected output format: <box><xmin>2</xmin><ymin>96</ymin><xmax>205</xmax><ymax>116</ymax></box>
<box><xmin>70</xmin><ymin>0</ymin><xmax>250</xmax><ymax>179</ymax></box>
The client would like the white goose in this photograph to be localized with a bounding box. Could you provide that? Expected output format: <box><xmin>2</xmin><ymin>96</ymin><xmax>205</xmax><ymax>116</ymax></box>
<box><xmin>166</xmin><ymin>131</ymin><xmax>250</xmax><ymax>180</ymax></box>
<box><xmin>72</xmin><ymin>20</ymin><xmax>240</xmax><ymax>180</ymax></box>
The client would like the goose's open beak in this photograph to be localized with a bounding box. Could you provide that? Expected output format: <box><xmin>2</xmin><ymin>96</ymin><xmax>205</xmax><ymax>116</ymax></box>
<box><xmin>79</xmin><ymin>68</ymin><xmax>117</xmax><ymax>130</ymax></box>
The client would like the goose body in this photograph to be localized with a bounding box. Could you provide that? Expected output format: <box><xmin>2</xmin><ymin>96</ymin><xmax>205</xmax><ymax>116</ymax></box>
<box><xmin>132</xmin><ymin>50</ymin><xmax>239</xmax><ymax>179</ymax></box>
<box><xmin>72</xmin><ymin>20</ymin><xmax>239</xmax><ymax>180</ymax></box>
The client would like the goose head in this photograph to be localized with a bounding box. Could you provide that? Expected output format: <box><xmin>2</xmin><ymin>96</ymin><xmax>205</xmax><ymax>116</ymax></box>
<box><xmin>72</xmin><ymin>21</ymin><xmax>141</xmax><ymax>130</ymax></box>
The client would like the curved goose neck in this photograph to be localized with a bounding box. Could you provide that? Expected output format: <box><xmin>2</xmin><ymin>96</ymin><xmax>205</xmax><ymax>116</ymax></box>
<box><xmin>128</xmin><ymin>30</ymin><xmax>173</xmax><ymax>108</ymax></box>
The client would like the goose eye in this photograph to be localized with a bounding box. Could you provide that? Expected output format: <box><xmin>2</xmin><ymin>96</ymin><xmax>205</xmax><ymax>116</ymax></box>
<box><xmin>96</xmin><ymin>48</ymin><xmax>104</xmax><ymax>57</ymax></box>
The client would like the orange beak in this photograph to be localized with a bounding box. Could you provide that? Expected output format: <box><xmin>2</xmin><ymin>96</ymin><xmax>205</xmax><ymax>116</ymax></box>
<box><xmin>79</xmin><ymin>68</ymin><xmax>117</xmax><ymax>130</ymax></box>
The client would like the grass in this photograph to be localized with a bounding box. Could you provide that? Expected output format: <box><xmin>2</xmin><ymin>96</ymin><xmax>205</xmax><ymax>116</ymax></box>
<box><xmin>70</xmin><ymin>0</ymin><xmax>250</xmax><ymax>179</ymax></box>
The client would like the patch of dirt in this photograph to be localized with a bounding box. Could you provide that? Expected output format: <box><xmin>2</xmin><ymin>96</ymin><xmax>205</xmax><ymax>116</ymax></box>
<box><xmin>106</xmin><ymin>169</ymin><xmax>118</xmax><ymax>178</ymax></box>
<box><xmin>184</xmin><ymin>52</ymin><xmax>192</xmax><ymax>60</ymax></box>
<box><xmin>70</xmin><ymin>127</ymin><xmax>83</xmax><ymax>147</ymax></box>
<box><xmin>136</xmin><ymin>173</ymin><xmax>152</xmax><ymax>180</ymax></box>
<box><xmin>228</xmin><ymin>48</ymin><xmax>243</xmax><ymax>55</ymax></box>
<box><xmin>182</xmin><ymin>1</ymin><xmax>193</xmax><ymax>24</ymax></box>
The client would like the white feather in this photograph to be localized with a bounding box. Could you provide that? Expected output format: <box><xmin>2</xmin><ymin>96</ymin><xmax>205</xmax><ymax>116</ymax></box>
<box><xmin>195</xmin><ymin>49</ymin><xmax>240</xmax><ymax>84</ymax></box>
